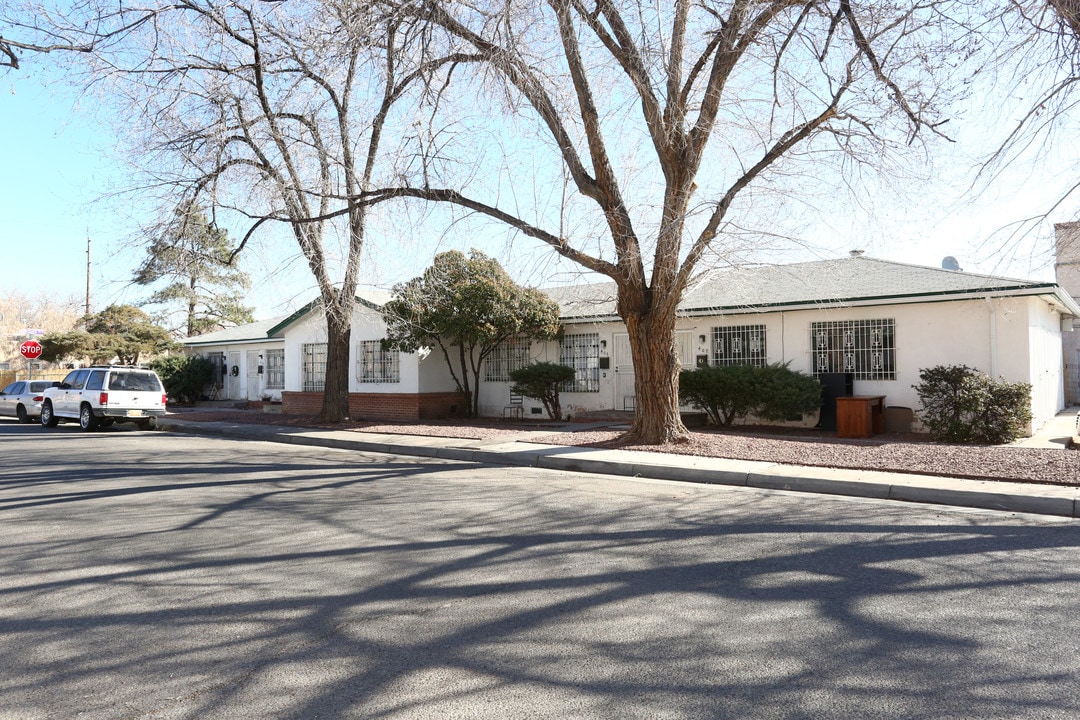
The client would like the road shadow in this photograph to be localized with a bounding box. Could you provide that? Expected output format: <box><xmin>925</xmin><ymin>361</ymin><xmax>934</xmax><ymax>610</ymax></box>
<box><xmin>2</xmin><ymin>435</ymin><xmax>1079</xmax><ymax>718</ymax></box>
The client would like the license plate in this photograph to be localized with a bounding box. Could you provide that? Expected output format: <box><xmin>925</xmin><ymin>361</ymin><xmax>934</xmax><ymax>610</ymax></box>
<box><xmin>126</xmin><ymin>409</ymin><xmax>144</xmax><ymax>417</ymax></box>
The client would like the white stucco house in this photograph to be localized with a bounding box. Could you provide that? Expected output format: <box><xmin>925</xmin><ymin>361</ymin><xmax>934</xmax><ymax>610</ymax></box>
<box><xmin>1056</xmin><ymin>222</ymin><xmax>1080</xmax><ymax>406</ymax></box>
<box><xmin>184</xmin><ymin>254</ymin><xmax>1080</xmax><ymax>433</ymax></box>
<box><xmin>183</xmin><ymin>292</ymin><xmax>463</xmax><ymax>420</ymax></box>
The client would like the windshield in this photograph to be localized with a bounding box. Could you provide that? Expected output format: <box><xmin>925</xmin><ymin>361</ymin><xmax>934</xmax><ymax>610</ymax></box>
<box><xmin>28</xmin><ymin>381</ymin><xmax>52</xmax><ymax>392</ymax></box>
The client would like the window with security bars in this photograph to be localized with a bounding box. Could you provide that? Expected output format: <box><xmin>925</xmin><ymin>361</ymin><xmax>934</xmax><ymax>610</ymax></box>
<box><xmin>265</xmin><ymin>349</ymin><xmax>285</xmax><ymax>389</ymax></box>
<box><xmin>711</xmin><ymin>325</ymin><xmax>767</xmax><ymax>367</ymax></box>
<box><xmin>302</xmin><ymin>342</ymin><xmax>327</xmax><ymax>392</ymax></box>
<box><xmin>559</xmin><ymin>333</ymin><xmax>600</xmax><ymax>392</ymax></box>
<box><xmin>485</xmin><ymin>337</ymin><xmax>531</xmax><ymax>382</ymax></box>
<box><xmin>357</xmin><ymin>341</ymin><xmax>400</xmax><ymax>383</ymax></box>
<box><xmin>811</xmin><ymin>319</ymin><xmax>895</xmax><ymax>380</ymax></box>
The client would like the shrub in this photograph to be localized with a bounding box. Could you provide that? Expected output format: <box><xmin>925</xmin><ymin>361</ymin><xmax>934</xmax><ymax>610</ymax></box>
<box><xmin>679</xmin><ymin>363</ymin><xmax>821</xmax><ymax>427</ymax></box>
<box><xmin>752</xmin><ymin>363</ymin><xmax>824</xmax><ymax>422</ymax></box>
<box><xmin>678</xmin><ymin>364</ymin><xmax>758</xmax><ymax>426</ymax></box>
<box><xmin>509</xmin><ymin>362</ymin><xmax>576</xmax><ymax>420</ymax></box>
<box><xmin>150</xmin><ymin>354</ymin><xmax>217</xmax><ymax>406</ymax></box>
<box><xmin>914</xmin><ymin>365</ymin><xmax>1032</xmax><ymax>444</ymax></box>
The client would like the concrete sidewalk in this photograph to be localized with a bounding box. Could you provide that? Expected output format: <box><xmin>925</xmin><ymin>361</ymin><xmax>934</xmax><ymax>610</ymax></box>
<box><xmin>158</xmin><ymin>409</ymin><xmax>1080</xmax><ymax>519</ymax></box>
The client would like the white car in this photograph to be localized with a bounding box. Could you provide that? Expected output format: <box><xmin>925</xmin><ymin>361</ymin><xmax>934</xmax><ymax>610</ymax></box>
<box><xmin>40</xmin><ymin>366</ymin><xmax>167</xmax><ymax>431</ymax></box>
<box><xmin>0</xmin><ymin>380</ymin><xmax>53</xmax><ymax>423</ymax></box>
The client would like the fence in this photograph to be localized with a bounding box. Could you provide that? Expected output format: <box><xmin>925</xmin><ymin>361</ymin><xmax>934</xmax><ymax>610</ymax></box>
<box><xmin>0</xmin><ymin>368</ymin><xmax>69</xmax><ymax>389</ymax></box>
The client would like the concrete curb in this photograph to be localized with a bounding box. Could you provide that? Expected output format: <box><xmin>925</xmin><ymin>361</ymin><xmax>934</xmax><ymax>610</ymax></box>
<box><xmin>157</xmin><ymin>418</ymin><xmax>1080</xmax><ymax>519</ymax></box>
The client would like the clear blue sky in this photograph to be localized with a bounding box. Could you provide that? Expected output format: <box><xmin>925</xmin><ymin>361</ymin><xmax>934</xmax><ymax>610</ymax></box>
<box><xmin>2</xmin><ymin>58</ymin><xmax>1077</xmax><ymax>323</ymax></box>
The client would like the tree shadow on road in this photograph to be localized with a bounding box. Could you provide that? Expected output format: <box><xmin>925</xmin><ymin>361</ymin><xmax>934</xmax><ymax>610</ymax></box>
<box><xmin>2</xmin><ymin>444</ymin><xmax>1079</xmax><ymax>719</ymax></box>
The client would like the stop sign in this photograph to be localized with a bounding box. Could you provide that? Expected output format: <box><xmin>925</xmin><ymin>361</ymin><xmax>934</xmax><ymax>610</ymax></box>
<box><xmin>19</xmin><ymin>340</ymin><xmax>43</xmax><ymax>360</ymax></box>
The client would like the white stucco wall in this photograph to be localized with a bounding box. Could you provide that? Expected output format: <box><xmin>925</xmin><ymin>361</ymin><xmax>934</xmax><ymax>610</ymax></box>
<box><xmin>475</xmin><ymin>295</ymin><xmax>1066</xmax><ymax>431</ymax></box>
<box><xmin>416</xmin><ymin>348</ymin><xmax>460</xmax><ymax>394</ymax></box>
<box><xmin>186</xmin><ymin>339</ymin><xmax>285</xmax><ymax>402</ymax></box>
<box><xmin>1056</xmin><ymin>222</ymin><xmax>1080</xmax><ymax>405</ymax></box>
<box><xmin>283</xmin><ymin>305</ymin><xmax>430</xmax><ymax>394</ymax></box>
<box><xmin>350</xmin><ymin>305</ymin><xmax>422</xmax><ymax>394</ymax></box>
<box><xmin>1027</xmin><ymin>298</ymin><xmax>1065</xmax><ymax>429</ymax></box>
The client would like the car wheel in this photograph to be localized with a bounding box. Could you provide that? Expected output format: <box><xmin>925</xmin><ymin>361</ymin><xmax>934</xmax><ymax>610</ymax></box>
<box><xmin>41</xmin><ymin>401</ymin><xmax>59</xmax><ymax>428</ymax></box>
<box><xmin>16</xmin><ymin>405</ymin><xmax>29</xmax><ymax>424</ymax></box>
<box><xmin>137</xmin><ymin>417</ymin><xmax>157</xmax><ymax>431</ymax></box>
<box><xmin>79</xmin><ymin>404</ymin><xmax>99</xmax><ymax>431</ymax></box>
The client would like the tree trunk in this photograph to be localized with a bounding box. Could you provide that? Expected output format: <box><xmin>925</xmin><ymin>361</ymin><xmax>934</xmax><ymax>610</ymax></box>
<box><xmin>319</xmin><ymin>306</ymin><xmax>351</xmax><ymax>423</ymax></box>
<box><xmin>622</xmin><ymin>309</ymin><xmax>689</xmax><ymax>445</ymax></box>
<box><xmin>458</xmin><ymin>344</ymin><xmax>476</xmax><ymax>417</ymax></box>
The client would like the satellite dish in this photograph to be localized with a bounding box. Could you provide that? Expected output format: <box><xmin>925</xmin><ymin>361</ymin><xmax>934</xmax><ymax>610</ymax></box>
<box><xmin>941</xmin><ymin>256</ymin><xmax>962</xmax><ymax>271</ymax></box>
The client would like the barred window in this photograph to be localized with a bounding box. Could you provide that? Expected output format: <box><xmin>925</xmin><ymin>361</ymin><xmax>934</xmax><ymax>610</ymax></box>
<box><xmin>302</xmin><ymin>343</ymin><xmax>327</xmax><ymax>392</ymax></box>
<box><xmin>559</xmin><ymin>333</ymin><xmax>600</xmax><ymax>393</ymax></box>
<box><xmin>357</xmin><ymin>340</ymin><xmax>400</xmax><ymax>383</ymax></box>
<box><xmin>265</xmin><ymin>349</ymin><xmax>285</xmax><ymax>389</ymax></box>
<box><xmin>811</xmin><ymin>319</ymin><xmax>895</xmax><ymax>380</ymax></box>
<box><xmin>712</xmin><ymin>325</ymin><xmax>767</xmax><ymax>367</ymax></box>
<box><xmin>485</xmin><ymin>337</ymin><xmax>531</xmax><ymax>381</ymax></box>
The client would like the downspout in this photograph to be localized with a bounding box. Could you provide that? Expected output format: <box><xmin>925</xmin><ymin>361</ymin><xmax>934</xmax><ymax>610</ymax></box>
<box><xmin>985</xmin><ymin>296</ymin><xmax>998</xmax><ymax>377</ymax></box>
<box><xmin>780</xmin><ymin>312</ymin><xmax>785</xmax><ymax>364</ymax></box>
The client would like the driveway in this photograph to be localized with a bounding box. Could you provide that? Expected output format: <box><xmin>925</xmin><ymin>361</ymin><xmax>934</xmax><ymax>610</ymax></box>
<box><xmin>2</xmin><ymin>424</ymin><xmax>1080</xmax><ymax>718</ymax></box>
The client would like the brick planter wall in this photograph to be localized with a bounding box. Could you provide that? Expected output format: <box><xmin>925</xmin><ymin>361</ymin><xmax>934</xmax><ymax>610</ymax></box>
<box><xmin>281</xmin><ymin>392</ymin><xmax>323</xmax><ymax>416</ymax></box>
<box><xmin>282</xmin><ymin>391</ymin><xmax>466</xmax><ymax>421</ymax></box>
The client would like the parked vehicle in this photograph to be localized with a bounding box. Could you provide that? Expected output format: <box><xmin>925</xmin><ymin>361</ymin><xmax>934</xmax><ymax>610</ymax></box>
<box><xmin>0</xmin><ymin>380</ymin><xmax>53</xmax><ymax>423</ymax></box>
<box><xmin>40</xmin><ymin>366</ymin><xmax>167</xmax><ymax>431</ymax></box>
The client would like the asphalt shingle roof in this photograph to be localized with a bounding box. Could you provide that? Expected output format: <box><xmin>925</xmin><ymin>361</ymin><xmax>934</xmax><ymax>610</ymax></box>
<box><xmin>182</xmin><ymin>314</ymin><xmax>292</xmax><ymax>345</ymax></box>
<box><xmin>545</xmin><ymin>256</ymin><xmax>1063</xmax><ymax>320</ymax></box>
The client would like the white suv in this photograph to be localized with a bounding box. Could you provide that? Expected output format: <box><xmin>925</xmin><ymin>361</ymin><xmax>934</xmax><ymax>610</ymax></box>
<box><xmin>40</xmin><ymin>366</ymin><xmax>167</xmax><ymax>431</ymax></box>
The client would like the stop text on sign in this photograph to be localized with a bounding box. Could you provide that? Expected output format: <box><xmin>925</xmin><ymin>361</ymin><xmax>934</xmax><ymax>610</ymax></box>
<box><xmin>19</xmin><ymin>341</ymin><xmax>43</xmax><ymax>360</ymax></box>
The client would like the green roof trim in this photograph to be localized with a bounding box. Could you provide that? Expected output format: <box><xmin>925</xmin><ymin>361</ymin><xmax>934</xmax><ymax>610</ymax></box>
<box><xmin>264</xmin><ymin>295</ymin><xmax>386</xmax><ymax>337</ymax></box>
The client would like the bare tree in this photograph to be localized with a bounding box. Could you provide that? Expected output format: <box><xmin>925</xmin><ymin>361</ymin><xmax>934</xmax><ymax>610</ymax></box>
<box><xmin>1</xmin><ymin>1</ymin><xmax>161</xmax><ymax>71</ymax></box>
<box><xmin>963</xmin><ymin>0</ymin><xmax>1080</xmax><ymax>267</ymax></box>
<box><xmin>366</xmin><ymin>0</ymin><xmax>971</xmax><ymax>444</ymax></box>
<box><xmin>30</xmin><ymin>0</ymin><xmax>472</xmax><ymax>421</ymax></box>
<box><xmin>1048</xmin><ymin>0</ymin><xmax>1080</xmax><ymax>35</ymax></box>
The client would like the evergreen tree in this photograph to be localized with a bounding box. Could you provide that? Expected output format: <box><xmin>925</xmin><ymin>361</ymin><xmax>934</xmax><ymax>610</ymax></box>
<box><xmin>135</xmin><ymin>202</ymin><xmax>254</xmax><ymax>338</ymax></box>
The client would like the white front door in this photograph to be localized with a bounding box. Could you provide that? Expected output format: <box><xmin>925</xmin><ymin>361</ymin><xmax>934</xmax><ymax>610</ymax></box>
<box><xmin>613</xmin><ymin>333</ymin><xmax>635</xmax><ymax>410</ymax></box>
<box><xmin>226</xmin><ymin>351</ymin><xmax>241</xmax><ymax>400</ymax></box>
<box><xmin>246</xmin><ymin>351</ymin><xmax>261</xmax><ymax>400</ymax></box>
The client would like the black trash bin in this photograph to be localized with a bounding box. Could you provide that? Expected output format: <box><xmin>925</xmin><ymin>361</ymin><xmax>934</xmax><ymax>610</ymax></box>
<box><xmin>817</xmin><ymin>372</ymin><xmax>853</xmax><ymax>432</ymax></box>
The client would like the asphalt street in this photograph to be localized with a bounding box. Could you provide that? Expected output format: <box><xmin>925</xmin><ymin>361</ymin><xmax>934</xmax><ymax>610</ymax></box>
<box><xmin>2</xmin><ymin>421</ymin><xmax>1080</xmax><ymax>719</ymax></box>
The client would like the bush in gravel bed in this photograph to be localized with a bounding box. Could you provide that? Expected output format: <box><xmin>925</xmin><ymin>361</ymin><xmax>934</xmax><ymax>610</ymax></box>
<box><xmin>150</xmin><ymin>354</ymin><xmax>217</xmax><ymax>406</ymax></box>
<box><xmin>914</xmin><ymin>364</ymin><xmax>1033</xmax><ymax>444</ymax></box>
<box><xmin>510</xmin><ymin>362</ymin><xmax>576</xmax><ymax>420</ymax></box>
<box><xmin>679</xmin><ymin>363</ymin><xmax>821</xmax><ymax>427</ymax></box>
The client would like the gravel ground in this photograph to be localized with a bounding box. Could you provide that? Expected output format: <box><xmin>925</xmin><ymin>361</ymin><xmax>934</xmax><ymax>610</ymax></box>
<box><xmin>168</xmin><ymin>409</ymin><xmax>1079</xmax><ymax>487</ymax></box>
<box><xmin>533</xmin><ymin>428</ymin><xmax>1079</xmax><ymax>486</ymax></box>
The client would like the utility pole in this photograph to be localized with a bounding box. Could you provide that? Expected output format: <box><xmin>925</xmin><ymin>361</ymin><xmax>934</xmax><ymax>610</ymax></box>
<box><xmin>85</xmin><ymin>232</ymin><xmax>91</xmax><ymax>327</ymax></box>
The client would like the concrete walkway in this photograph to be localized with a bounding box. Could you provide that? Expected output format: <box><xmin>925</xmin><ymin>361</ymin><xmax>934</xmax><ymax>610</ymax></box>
<box><xmin>158</xmin><ymin>407</ymin><xmax>1080</xmax><ymax>519</ymax></box>
<box><xmin>1014</xmin><ymin>407</ymin><xmax>1079</xmax><ymax>449</ymax></box>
